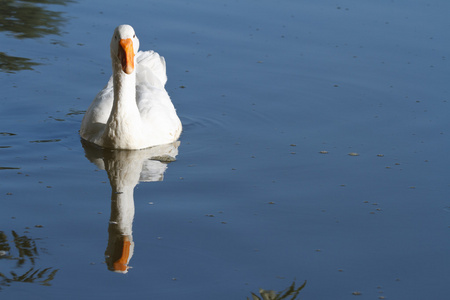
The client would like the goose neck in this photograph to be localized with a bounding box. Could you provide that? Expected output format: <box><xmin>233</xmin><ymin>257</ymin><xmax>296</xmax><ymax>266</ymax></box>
<box><xmin>113</xmin><ymin>68</ymin><xmax>136</xmax><ymax>105</ymax></box>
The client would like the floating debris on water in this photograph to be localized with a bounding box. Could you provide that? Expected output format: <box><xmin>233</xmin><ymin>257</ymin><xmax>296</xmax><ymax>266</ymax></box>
<box><xmin>319</xmin><ymin>150</ymin><xmax>328</xmax><ymax>154</ymax></box>
<box><xmin>66</xmin><ymin>109</ymin><xmax>86</xmax><ymax>116</ymax></box>
<box><xmin>348</xmin><ymin>152</ymin><xmax>359</xmax><ymax>156</ymax></box>
<box><xmin>29</xmin><ymin>139</ymin><xmax>61</xmax><ymax>143</ymax></box>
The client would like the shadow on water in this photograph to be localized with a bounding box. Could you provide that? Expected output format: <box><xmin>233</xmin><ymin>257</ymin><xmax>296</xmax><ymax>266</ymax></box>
<box><xmin>0</xmin><ymin>230</ymin><xmax>58</xmax><ymax>289</ymax></box>
<box><xmin>0</xmin><ymin>0</ymin><xmax>74</xmax><ymax>73</ymax></box>
<box><xmin>81</xmin><ymin>140</ymin><xmax>180</xmax><ymax>273</ymax></box>
<box><xmin>248</xmin><ymin>281</ymin><xmax>307</xmax><ymax>300</ymax></box>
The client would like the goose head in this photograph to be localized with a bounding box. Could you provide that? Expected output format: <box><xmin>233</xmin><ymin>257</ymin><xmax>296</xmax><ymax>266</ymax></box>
<box><xmin>110</xmin><ymin>25</ymin><xmax>140</xmax><ymax>75</ymax></box>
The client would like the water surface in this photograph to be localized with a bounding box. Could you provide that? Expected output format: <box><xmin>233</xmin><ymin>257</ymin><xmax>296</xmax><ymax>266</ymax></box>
<box><xmin>1</xmin><ymin>0</ymin><xmax>450</xmax><ymax>299</ymax></box>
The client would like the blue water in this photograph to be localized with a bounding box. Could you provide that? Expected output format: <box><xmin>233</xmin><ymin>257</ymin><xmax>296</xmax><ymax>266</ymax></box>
<box><xmin>1</xmin><ymin>0</ymin><xmax>450</xmax><ymax>299</ymax></box>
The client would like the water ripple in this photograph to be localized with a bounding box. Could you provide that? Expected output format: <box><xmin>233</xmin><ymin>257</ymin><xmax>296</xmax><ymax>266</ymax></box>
<box><xmin>181</xmin><ymin>114</ymin><xmax>227</xmax><ymax>132</ymax></box>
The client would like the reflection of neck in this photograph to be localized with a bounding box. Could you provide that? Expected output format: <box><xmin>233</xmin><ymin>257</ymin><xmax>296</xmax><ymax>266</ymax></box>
<box><xmin>104</xmin><ymin>153</ymin><xmax>142</xmax><ymax>273</ymax></box>
<box><xmin>107</xmin><ymin>189</ymin><xmax>134</xmax><ymax>273</ymax></box>
<box><xmin>110</xmin><ymin>185</ymin><xmax>135</xmax><ymax>236</ymax></box>
<box><xmin>105</xmin><ymin>155</ymin><xmax>141</xmax><ymax>236</ymax></box>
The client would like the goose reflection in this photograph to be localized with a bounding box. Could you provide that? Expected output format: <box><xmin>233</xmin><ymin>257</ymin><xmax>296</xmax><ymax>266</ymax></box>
<box><xmin>82</xmin><ymin>141</ymin><xmax>180</xmax><ymax>273</ymax></box>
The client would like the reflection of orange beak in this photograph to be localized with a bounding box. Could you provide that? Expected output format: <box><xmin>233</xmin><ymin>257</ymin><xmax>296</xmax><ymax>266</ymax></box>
<box><xmin>113</xmin><ymin>238</ymin><xmax>131</xmax><ymax>272</ymax></box>
<box><xmin>118</xmin><ymin>38</ymin><xmax>134</xmax><ymax>74</ymax></box>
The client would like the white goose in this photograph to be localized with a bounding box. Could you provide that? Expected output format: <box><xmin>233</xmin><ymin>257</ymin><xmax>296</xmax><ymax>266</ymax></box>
<box><xmin>80</xmin><ymin>25</ymin><xmax>182</xmax><ymax>150</ymax></box>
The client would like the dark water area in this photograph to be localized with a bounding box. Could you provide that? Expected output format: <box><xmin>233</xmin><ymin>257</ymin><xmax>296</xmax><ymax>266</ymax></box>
<box><xmin>1</xmin><ymin>0</ymin><xmax>450</xmax><ymax>299</ymax></box>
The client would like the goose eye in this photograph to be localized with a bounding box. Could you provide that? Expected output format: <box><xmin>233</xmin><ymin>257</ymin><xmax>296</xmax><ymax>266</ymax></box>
<box><xmin>133</xmin><ymin>34</ymin><xmax>136</xmax><ymax>38</ymax></box>
<box><xmin>114</xmin><ymin>35</ymin><xmax>117</xmax><ymax>40</ymax></box>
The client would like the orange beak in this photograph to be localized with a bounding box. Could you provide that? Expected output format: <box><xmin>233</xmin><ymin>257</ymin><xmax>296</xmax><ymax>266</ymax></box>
<box><xmin>118</xmin><ymin>38</ymin><xmax>134</xmax><ymax>74</ymax></box>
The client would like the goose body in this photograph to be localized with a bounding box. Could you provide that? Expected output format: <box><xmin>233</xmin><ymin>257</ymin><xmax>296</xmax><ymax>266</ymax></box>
<box><xmin>80</xmin><ymin>25</ymin><xmax>182</xmax><ymax>150</ymax></box>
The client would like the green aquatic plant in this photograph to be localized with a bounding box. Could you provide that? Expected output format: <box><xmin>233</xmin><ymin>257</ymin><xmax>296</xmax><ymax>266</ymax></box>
<box><xmin>248</xmin><ymin>280</ymin><xmax>307</xmax><ymax>300</ymax></box>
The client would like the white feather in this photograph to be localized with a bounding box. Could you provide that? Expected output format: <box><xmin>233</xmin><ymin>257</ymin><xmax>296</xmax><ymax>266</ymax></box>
<box><xmin>80</xmin><ymin>25</ymin><xmax>182</xmax><ymax>149</ymax></box>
